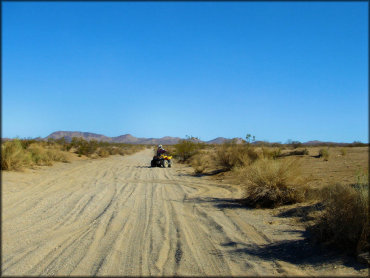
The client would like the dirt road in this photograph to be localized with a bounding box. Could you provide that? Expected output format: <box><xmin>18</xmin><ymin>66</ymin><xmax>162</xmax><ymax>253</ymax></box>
<box><xmin>2</xmin><ymin>149</ymin><xmax>366</xmax><ymax>276</ymax></box>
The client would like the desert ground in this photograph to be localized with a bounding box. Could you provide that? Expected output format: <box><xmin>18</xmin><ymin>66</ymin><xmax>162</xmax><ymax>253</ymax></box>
<box><xmin>2</xmin><ymin>148</ymin><xmax>368</xmax><ymax>276</ymax></box>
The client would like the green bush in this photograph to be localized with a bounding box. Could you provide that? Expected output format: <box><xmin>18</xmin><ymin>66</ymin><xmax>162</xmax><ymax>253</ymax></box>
<box><xmin>70</xmin><ymin>137</ymin><xmax>99</xmax><ymax>157</ymax></box>
<box><xmin>174</xmin><ymin>136</ymin><xmax>204</xmax><ymax>162</ymax></box>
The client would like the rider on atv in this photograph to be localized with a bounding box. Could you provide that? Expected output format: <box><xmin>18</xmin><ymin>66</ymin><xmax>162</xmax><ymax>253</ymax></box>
<box><xmin>151</xmin><ymin>145</ymin><xmax>172</xmax><ymax>168</ymax></box>
<box><xmin>156</xmin><ymin>144</ymin><xmax>166</xmax><ymax>156</ymax></box>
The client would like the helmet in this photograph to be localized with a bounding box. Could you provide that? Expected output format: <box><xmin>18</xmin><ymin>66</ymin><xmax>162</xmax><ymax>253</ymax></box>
<box><xmin>158</xmin><ymin>144</ymin><xmax>162</xmax><ymax>148</ymax></box>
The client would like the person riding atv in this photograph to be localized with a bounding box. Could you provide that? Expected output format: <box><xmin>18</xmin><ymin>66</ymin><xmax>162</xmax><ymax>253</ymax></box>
<box><xmin>151</xmin><ymin>145</ymin><xmax>172</xmax><ymax>168</ymax></box>
<box><xmin>156</xmin><ymin>144</ymin><xmax>166</xmax><ymax>156</ymax></box>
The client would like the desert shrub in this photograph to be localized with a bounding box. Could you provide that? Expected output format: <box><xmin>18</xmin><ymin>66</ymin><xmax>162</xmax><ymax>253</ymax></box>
<box><xmin>19</xmin><ymin>138</ymin><xmax>39</xmax><ymax>149</ymax></box>
<box><xmin>174</xmin><ymin>137</ymin><xmax>204</xmax><ymax>162</ymax></box>
<box><xmin>28</xmin><ymin>144</ymin><xmax>53</xmax><ymax>165</ymax></box>
<box><xmin>53</xmin><ymin>137</ymin><xmax>70</xmax><ymax>151</ymax></box>
<box><xmin>28</xmin><ymin>143</ymin><xmax>69</xmax><ymax>165</ymax></box>
<box><xmin>271</xmin><ymin>143</ymin><xmax>284</xmax><ymax>148</ymax></box>
<box><xmin>216</xmin><ymin>142</ymin><xmax>259</xmax><ymax>170</ymax></box>
<box><xmin>69</xmin><ymin>137</ymin><xmax>99</xmax><ymax>157</ymax></box>
<box><xmin>241</xmin><ymin>158</ymin><xmax>307</xmax><ymax>208</ymax></box>
<box><xmin>348</xmin><ymin>141</ymin><xmax>367</xmax><ymax>147</ymax></box>
<box><xmin>106</xmin><ymin>146</ymin><xmax>120</xmax><ymax>155</ymax></box>
<box><xmin>2</xmin><ymin>137</ymin><xmax>145</xmax><ymax>170</ymax></box>
<box><xmin>46</xmin><ymin>149</ymin><xmax>69</xmax><ymax>162</ymax></box>
<box><xmin>271</xmin><ymin>148</ymin><xmax>282</xmax><ymax>159</ymax></box>
<box><xmin>319</xmin><ymin>148</ymin><xmax>329</xmax><ymax>161</ymax></box>
<box><xmin>97</xmin><ymin>148</ymin><xmax>110</xmax><ymax>157</ymax></box>
<box><xmin>281</xmin><ymin>148</ymin><xmax>309</xmax><ymax>157</ymax></box>
<box><xmin>261</xmin><ymin>147</ymin><xmax>281</xmax><ymax>159</ymax></box>
<box><xmin>309</xmin><ymin>181</ymin><xmax>369</xmax><ymax>255</ymax></box>
<box><xmin>339</xmin><ymin>148</ymin><xmax>347</xmax><ymax>156</ymax></box>
<box><xmin>191</xmin><ymin>152</ymin><xmax>210</xmax><ymax>174</ymax></box>
<box><xmin>1</xmin><ymin>139</ymin><xmax>32</xmax><ymax>170</ymax></box>
<box><xmin>289</xmin><ymin>141</ymin><xmax>302</xmax><ymax>149</ymax></box>
<box><xmin>292</xmin><ymin>148</ymin><xmax>309</xmax><ymax>155</ymax></box>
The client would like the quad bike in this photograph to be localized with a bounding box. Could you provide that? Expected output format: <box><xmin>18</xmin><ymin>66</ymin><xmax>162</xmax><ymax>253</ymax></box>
<box><xmin>151</xmin><ymin>154</ymin><xmax>172</xmax><ymax>168</ymax></box>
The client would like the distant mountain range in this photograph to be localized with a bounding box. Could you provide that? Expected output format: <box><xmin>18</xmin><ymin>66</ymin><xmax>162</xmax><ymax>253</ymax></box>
<box><xmin>45</xmin><ymin>131</ymin><xmax>244</xmax><ymax>145</ymax></box>
<box><xmin>2</xmin><ymin>131</ymin><xmax>363</xmax><ymax>145</ymax></box>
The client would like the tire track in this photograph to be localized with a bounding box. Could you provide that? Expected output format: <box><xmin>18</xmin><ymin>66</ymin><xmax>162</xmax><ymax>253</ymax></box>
<box><xmin>2</xmin><ymin>149</ymin><xmax>366</xmax><ymax>276</ymax></box>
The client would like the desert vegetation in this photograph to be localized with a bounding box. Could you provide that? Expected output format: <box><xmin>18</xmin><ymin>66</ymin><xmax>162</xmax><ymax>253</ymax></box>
<box><xmin>308</xmin><ymin>173</ymin><xmax>369</xmax><ymax>257</ymax></box>
<box><xmin>318</xmin><ymin>148</ymin><xmax>330</xmax><ymax>161</ymax></box>
<box><xmin>173</xmin><ymin>137</ymin><xmax>310</xmax><ymax>208</ymax></box>
<box><xmin>66</xmin><ymin>137</ymin><xmax>144</xmax><ymax>157</ymax></box>
<box><xmin>1</xmin><ymin>137</ymin><xmax>145</xmax><ymax>171</ymax></box>
<box><xmin>172</xmin><ymin>135</ymin><xmax>368</xmax><ymax>259</ymax></box>
<box><xmin>170</xmin><ymin>136</ymin><xmax>206</xmax><ymax>162</ymax></box>
<box><xmin>1</xmin><ymin>139</ymin><xmax>69</xmax><ymax>170</ymax></box>
<box><xmin>237</xmin><ymin>158</ymin><xmax>308</xmax><ymax>208</ymax></box>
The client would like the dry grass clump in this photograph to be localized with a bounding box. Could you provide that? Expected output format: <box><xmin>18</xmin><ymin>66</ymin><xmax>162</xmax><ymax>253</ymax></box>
<box><xmin>284</xmin><ymin>148</ymin><xmax>309</xmax><ymax>156</ymax></box>
<box><xmin>29</xmin><ymin>144</ymin><xmax>69</xmax><ymax>164</ymax></box>
<box><xmin>1</xmin><ymin>139</ymin><xmax>32</xmax><ymax>170</ymax></box>
<box><xmin>309</xmin><ymin>181</ymin><xmax>369</xmax><ymax>255</ymax></box>
<box><xmin>215</xmin><ymin>142</ymin><xmax>259</xmax><ymax>170</ymax></box>
<box><xmin>261</xmin><ymin>147</ymin><xmax>282</xmax><ymax>159</ymax></box>
<box><xmin>191</xmin><ymin>152</ymin><xmax>212</xmax><ymax>174</ymax></box>
<box><xmin>70</xmin><ymin>138</ymin><xmax>99</xmax><ymax>157</ymax></box>
<box><xmin>318</xmin><ymin>148</ymin><xmax>330</xmax><ymax>161</ymax></box>
<box><xmin>97</xmin><ymin>148</ymin><xmax>110</xmax><ymax>158</ymax></box>
<box><xmin>1</xmin><ymin>140</ymin><xmax>69</xmax><ymax>170</ymax></box>
<box><xmin>339</xmin><ymin>148</ymin><xmax>347</xmax><ymax>156</ymax></box>
<box><xmin>2</xmin><ymin>137</ymin><xmax>145</xmax><ymax>171</ymax></box>
<box><xmin>240</xmin><ymin>158</ymin><xmax>308</xmax><ymax>208</ymax></box>
<box><xmin>69</xmin><ymin>137</ymin><xmax>145</xmax><ymax>157</ymax></box>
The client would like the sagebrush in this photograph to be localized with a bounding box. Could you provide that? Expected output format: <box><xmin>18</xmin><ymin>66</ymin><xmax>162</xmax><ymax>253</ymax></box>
<box><xmin>309</xmin><ymin>181</ymin><xmax>369</xmax><ymax>255</ymax></box>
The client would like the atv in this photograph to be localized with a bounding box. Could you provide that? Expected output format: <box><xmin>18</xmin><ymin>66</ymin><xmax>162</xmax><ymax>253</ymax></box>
<box><xmin>151</xmin><ymin>154</ymin><xmax>172</xmax><ymax>168</ymax></box>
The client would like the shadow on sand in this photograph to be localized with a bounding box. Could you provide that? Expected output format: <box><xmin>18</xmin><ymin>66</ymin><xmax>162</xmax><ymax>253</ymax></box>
<box><xmin>185</xmin><ymin>196</ymin><xmax>247</xmax><ymax>210</ymax></box>
<box><xmin>186</xmin><ymin>196</ymin><xmax>367</xmax><ymax>271</ymax></box>
<box><xmin>229</xmin><ymin>232</ymin><xmax>366</xmax><ymax>271</ymax></box>
<box><xmin>275</xmin><ymin>203</ymin><xmax>325</xmax><ymax>222</ymax></box>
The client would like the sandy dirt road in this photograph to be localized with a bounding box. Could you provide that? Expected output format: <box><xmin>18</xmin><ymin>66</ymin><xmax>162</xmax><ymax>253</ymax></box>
<box><xmin>2</xmin><ymin>149</ymin><xmax>367</xmax><ymax>276</ymax></box>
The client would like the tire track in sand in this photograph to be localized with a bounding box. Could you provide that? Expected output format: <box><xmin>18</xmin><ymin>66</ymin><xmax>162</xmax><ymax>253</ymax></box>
<box><xmin>2</xmin><ymin>149</ymin><xmax>366</xmax><ymax>276</ymax></box>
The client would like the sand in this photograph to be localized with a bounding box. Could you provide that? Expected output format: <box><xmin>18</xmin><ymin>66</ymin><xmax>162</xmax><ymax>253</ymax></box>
<box><xmin>2</xmin><ymin>149</ymin><xmax>367</xmax><ymax>276</ymax></box>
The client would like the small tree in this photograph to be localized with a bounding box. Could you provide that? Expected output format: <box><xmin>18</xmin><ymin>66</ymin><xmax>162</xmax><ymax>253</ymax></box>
<box><xmin>245</xmin><ymin>134</ymin><xmax>256</xmax><ymax>145</ymax></box>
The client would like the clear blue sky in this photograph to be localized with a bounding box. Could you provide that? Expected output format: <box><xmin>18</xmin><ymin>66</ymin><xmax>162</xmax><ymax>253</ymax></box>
<box><xmin>3</xmin><ymin>2</ymin><xmax>368</xmax><ymax>142</ymax></box>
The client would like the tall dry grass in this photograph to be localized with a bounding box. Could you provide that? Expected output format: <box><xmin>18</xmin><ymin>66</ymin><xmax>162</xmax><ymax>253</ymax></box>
<box><xmin>339</xmin><ymin>147</ymin><xmax>347</xmax><ymax>156</ymax></box>
<box><xmin>1</xmin><ymin>139</ymin><xmax>32</xmax><ymax>170</ymax></box>
<box><xmin>309</xmin><ymin>181</ymin><xmax>369</xmax><ymax>255</ymax></box>
<box><xmin>319</xmin><ymin>148</ymin><xmax>330</xmax><ymax>161</ymax></box>
<box><xmin>215</xmin><ymin>142</ymin><xmax>259</xmax><ymax>170</ymax></box>
<box><xmin>239</xmin><ymin>158</ymin><xmax>308</xmax><ymax>208</ymax></box>
<box><xmin>68</xmin><ymin>137</ymin><xmax>145</xmax><ymax>157</ymax></box>
<box><xmin>261</xmin><ymin>147</ymin><xmax>282</xmax><ymax>159</ymax></box>
<box><xmin>28</xmin><ymin>143</ymin><xmax>69</xmax><ymax>165</ymax></box>
<box><xmin>191</xmin><ymin>151</ymin><xmax>212</xmax><ymax>174</ymax></box>
<box><xmin>1</xmin><ymin>139</ymin><xmax>69</xmax><ymax>170</ymax></box>
<box><xmin>2</xmin><ymin>138</ymin><xmax>145</xmax><ymax>171</ymax></box>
